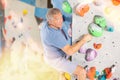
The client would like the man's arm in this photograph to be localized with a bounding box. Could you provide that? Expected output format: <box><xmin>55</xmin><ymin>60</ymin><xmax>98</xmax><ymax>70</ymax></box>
<box><xmin>62</xmin><ymin>34</ymin><xmax>92</xmax><ymax>55</ymax></box>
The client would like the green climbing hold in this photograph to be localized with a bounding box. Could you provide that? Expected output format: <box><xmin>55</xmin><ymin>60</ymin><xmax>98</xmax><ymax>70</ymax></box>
<box><xmin>95</xmin><ymin>71</ymin><xmax>100</xmax><ymax>78</ymax></box>
<box><xmin>88</xmin><ymin>23</ymin><xmax>103</xmax><ymax>37</ymax></box>
<box><xmin>94</xmin><ymin>15</ymin><xmax>107</xmax><ymax>29</ymax></box>
<box><xmin>62</xmin><ymin>1</ymin><xmax>72</xmax><ymax>14</ymax></box>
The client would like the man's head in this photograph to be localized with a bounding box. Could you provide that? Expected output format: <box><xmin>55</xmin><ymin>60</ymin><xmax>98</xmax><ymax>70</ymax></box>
<box><xmin>46</xmin><ymin>8</ymin><xmax>63</xmax><ymax>29</ymax></box>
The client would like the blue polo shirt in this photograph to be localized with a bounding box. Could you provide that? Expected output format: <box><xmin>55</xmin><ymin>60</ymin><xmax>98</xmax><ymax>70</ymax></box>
<box><xmin>40</xmin><ymin>22</ymin><xmax>70</xmax><ymax>58</ymax></box>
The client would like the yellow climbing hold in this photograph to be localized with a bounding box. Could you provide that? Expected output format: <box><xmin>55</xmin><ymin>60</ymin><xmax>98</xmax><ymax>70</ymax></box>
<box><xmin>104</xmin><ymin>7</ymin><xmax>112</xmax><ymax>15</ymax></box>
<box><xmin>23</xmin><ymin>9</ymin><xmax>28</xmax><ymax>16</ymax></box>
<box><xmin>64</xmin><ymin>72</ymin><xmax>71</xmax><ymax>80</ymax></box>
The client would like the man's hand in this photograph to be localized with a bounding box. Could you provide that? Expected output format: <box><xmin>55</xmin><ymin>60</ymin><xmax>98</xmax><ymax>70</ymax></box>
<box><xmin>82</xmin><ymin>34</ymin><xmax>92</xmax><ymax>42</ymax></box>
<box><xmin>74</xmin><ymin>65</ymin><xmax>87</xmax><ymax>80</ymax></box>
<box><xmin>78</xmin><ymin>67</ymin><xmax>86</xmax><ymax>80</ymax></box>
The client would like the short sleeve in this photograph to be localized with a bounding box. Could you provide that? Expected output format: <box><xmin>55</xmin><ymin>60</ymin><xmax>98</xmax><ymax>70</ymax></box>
<box><xmin>50</xmin><ymin>32</ymin><xmax>69</xmax><ymax>49</ymax></box>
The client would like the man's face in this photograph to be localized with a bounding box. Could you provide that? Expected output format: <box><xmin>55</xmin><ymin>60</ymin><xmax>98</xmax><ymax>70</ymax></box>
<box><xmin>50</xmin><ymin>13</ymin><xmax>63</xmax><ymax>29</ymax></box>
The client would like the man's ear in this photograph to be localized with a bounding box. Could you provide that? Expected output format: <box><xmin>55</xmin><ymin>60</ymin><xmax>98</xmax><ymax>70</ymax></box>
<box><xmin>48</xmin><ymin>20</ymin><xmax>52</xmax><ymax>24</ymax></box>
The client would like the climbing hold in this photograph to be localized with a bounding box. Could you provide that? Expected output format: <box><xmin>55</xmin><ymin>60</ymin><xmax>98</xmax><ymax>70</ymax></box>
<box><xmin>113</xmin><ymin>78</ymin><xmax>119</xmax><ymax>80</ymax></box>
<box><xmin>98</xmin><ymin>75</ymin><xmax>106</xmax><ymax>80</ymax></box>
<box><xmin>14</xmin><ymin>25</ymin><xmax>16</xmax><ymax>28</ymax></box>
<box><xmin>88</xmin><ymin>23</ymin><xmax>103</xmax><ymax>37</ymax></box>
<box><xmin>23</xmin><ymin>9</ymin><xmax>28</xmax><ymax>16</ymax></box>
<box><xmin>103</xmin><ymin>65</ymin><xmax>116</xmax><ymax>79</ymax></box>
<box><xmin>84</xmin><ymin>65</ymin><xmax>89</xmax><ymax>71</ymax></box>
<box><xmin>18</xmin><ymin>34</ymin><xmax>23</xmax><ymax>38</ymax></box>
<box><xmin>93</xmin><ymin>0</ymin><xmax>103</xmax><ymax>6</ymax></box>
<box><xmin>87</xmin><ymin>67</ymin><xmax>96</xmax><ymax>80</ymax></box>
<box><xmin>106</xmin><ymin>26</ymin><xmax>114</xmax><ymax>32</ymax></box>
<box><xmin>111</xmin><ymin>65</ymin><xmax>116</xmax><ymax>73</ymax></box>
<box><xmin>93</xmin><ymin>43</ymin><xmax>102</xmax><ymax>49</ymax></box>
<box><xmin>104</xmin><ymin>68</ymin><xmax>112</xmax><ymax>79</ymax></box>
<box><xmin>28</xmin><ymin>26</ymin><xmax>32</xmax><ymax>30</ymax></box>
<box><xmin>95</xmin><ymin>71</ymin><xmax>100</xmax><ymax>78</ymax></box>
<box><xmin>11</xmin><ymin>37</ymin><xmax>15</xmax><ymax>43</ymax></box>
<box><xmin>64</xmin><ymin>72</ymin><xmax>71</xmax><ymax>80</ymax></box>
<box><xmin>62</xmin><ymin>1</ymin><xmax>72</xmax><ymax>14</ymax></box>
<box><xmin>76</xmin><ymin>3</ymin><xmax>90</xmax><ymax>17</ymax></box>
<box><xmin>112</xmin><ymin>0</ymin><xmax>120</xmax><ymax>6</ymax></box>
<box><xmin>94</xmin><ymin>15</ymin><xmax>107</xmax><ymax>29</ymax></box>
<box><xmin>101</xmin><ymin>70</ymin><xmax>106</xmax><ymax>75</ymax></box>
<box><xmin>85</xmin><ymin>48</ymin><xmax>98</xmax><ymax>61</ymax></box>
<box><xmin>104</xmin><ymin>7</ymin><xmax>112</xmax><ymax>15</ymax></box>
<box><xmin>8</xmin><ymin>15</ymin><xmax>12</xmax><ymax>20</ymax></box>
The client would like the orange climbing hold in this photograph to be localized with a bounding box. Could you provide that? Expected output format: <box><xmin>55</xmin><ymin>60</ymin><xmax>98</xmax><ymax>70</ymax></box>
<box><xmin>112</xmin><ymin>0</ymin><xmax>120</xmax><ymax>6</ymax></box>
<box><xmin>8</xmin><ymin>15</ymin><xmax>12</xmax><ymax>20</ymax></box>
<box><xmin>93</xmin><ymin>43</ymin><xmax>102</xmax><ymax>50</ymax></box>
<box><xmin>87</xmin><ymin>67</ymin><xmax>96</xmax><ymax>80</ymax></box>
<box><xmin>76</xmin><ymin>4</ymin><xmax>90</xmax><ymax>17</ymax></box>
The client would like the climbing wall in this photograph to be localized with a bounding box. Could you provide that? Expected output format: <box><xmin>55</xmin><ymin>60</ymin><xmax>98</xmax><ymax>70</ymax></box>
<box><xmin>0</xmin><ymin>0</ymin><xmax>60</xmax><ymax>80</ymax></box>
<box><xmin>68</xmin><ymin>0</ymin><xmax>120</xmax><ymax>79</ymax></box>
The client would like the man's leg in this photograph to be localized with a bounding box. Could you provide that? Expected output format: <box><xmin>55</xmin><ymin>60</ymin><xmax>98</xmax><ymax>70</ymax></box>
<box><xmin>73</xmin><ymin>65</ymin><xmax>86</xmax><ymax>80</ymax></box>
<box><xmin>43</xmin><ymin>56</ymin><xmax>86</xmax><ymax>80</ymax></box>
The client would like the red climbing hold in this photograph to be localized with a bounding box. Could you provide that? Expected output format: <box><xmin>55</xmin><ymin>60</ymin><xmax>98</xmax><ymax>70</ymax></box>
<box><xmin>104</xmin><ymin>68</ymin><xmax>112</xmax><ymax>79</ymax></box>
<box><xmin>93</xmin><ymin>43</ymin><xmax>102</xmax><ymax>50</ymax></box>
<box><xmin>112</xmin><ymin>0</ymin><xmax>120</xmax><ymax>6</ymax></box>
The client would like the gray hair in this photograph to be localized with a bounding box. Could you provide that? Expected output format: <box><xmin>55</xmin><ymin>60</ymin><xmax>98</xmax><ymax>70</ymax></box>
<box><xmin>46</xmin><ymin>8</ymin><xmax>61</xmax><ymax>21</ymax></box>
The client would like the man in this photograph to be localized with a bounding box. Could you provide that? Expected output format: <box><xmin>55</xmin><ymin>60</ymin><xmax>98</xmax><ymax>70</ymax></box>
<box><xmin>51</xmin><ymin>0</ymin><xmax>72</xmax><ymax>45</ymax></box>
<box><xmin>40</xmin><ymin>8</ymin><xmax>92</xmax><ymax>80</ymax></box>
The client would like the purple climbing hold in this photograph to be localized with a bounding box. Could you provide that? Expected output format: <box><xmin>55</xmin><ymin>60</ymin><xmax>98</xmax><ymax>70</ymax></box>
<box><xmin>113</xmin><ymin>78</ymin><xmax>119</xmax><ymax>80</ymax></box>
<box><xmin>85</xmin><ymin>48</ymin><xmax>98</xmax><ymax>61</ymax></box>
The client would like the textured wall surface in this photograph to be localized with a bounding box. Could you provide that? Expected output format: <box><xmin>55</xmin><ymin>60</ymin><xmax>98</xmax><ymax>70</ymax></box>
<box><xmin>68</xmin><ymin>0</ymin><xmax>120</xmax><ymax>79</ymax></box>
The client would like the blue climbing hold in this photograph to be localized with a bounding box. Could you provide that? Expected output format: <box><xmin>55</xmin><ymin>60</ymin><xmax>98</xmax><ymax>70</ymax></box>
<box><xmin>106</xmin><ymin>26</ymin><xmax>114</xmax><ymax>32</ymax></box>
<box><xmin>95</xmin><ymin>71</ymin><xmax>100</xmax><ymax>78</ymax></box>
<box><xmin>98</xmin><ymin>75</ymin><xmax>106</xmax><ymax>80</ymax></box>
